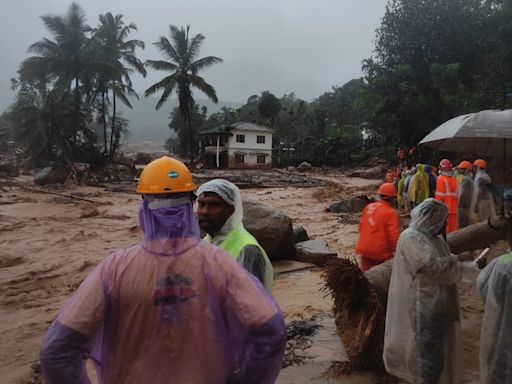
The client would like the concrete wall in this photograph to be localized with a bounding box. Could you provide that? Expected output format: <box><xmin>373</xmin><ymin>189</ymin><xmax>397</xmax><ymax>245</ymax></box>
<box><xmin>227</xmin><ymin>148</ymin><xmax>272</xmax><ymax>169</ymax></box>
<box><xmin>227</xmin><ymin>129</ymin><xmax>272</xmax><ymax>151</ymax></box>
<box><xmin>226</xmin><ymin>129</ymin><xmax>273</xmax><ymax>168</ymax></box>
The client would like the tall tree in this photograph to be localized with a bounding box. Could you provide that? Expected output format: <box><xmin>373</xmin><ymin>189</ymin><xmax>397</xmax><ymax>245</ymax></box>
<box><xmin>20</xmin><ymin>2</ymin><xmax>98</xmax><ymax>143</ymax></box>
<box><xmin>95</xmin><ymin>12</ymin><xmax>146</xmax><ymax>157</ymax></box>
<box><xmin>145</xmin><ymin>25</ymin><xmax>223</xmax><ymax>163</ymax></box>
<box><xmin>258</xmin><ymin>91</ymin><xmax>281</xmax><ymax>128</ymax></box>
<box><xmin>361</xmin><ymin>0</ymin><xmax>496</xmax><ymax>149</ymax></box>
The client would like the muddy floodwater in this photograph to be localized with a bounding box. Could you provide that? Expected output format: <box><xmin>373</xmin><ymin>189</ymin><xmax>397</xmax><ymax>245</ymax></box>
<box><xmin>0</xmin><ymin>171</ymin><xmax>484</xmax><ymax>383</ymax></box>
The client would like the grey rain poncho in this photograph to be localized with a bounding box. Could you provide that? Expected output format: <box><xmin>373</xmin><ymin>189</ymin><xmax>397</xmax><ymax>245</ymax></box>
<box><xmin>471</xmin><ymin>169</ymin><xmax>496</xmax><ymax>223</ymax></box>
<box><xmin>384</xmin><ymin>198</ymin><xmax>464</xmax><ymax>384</ymax></box>
<box><xmin>477</xmin><ymin>252</ymin><xmax>512</xmax><ymax>384</ymax></box>
<box><xmin>458</xmin><ymin>172</ymin><xmax>473</xmax><ymax>228</ymax></box>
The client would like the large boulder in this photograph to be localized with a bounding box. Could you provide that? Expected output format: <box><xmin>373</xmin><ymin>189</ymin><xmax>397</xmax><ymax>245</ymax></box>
<box><xmin>243</xmin><ymin>199</ymin><xmax>295</xmax><ymax>260</ymax></box>
<box><xmin>296</xmin><ymin>161</ymin><xmax>312</xmax><ymax>172</ymax></box>
<box><xmin>346</xmin><ymin>163</ymin><xmax>387</xmax><ymax>179</ymax></box>
<box><xmin>293</xmin><ymin>225</ymin><xmax>309</xmax><ymax>243</ymax></box>
<box><xmin>34</xmin><ymin>166</ymin><xmax>69</xmax><ymax>186</ymax></box>
<box><xmin>329</xmin><ymin>196</ymin><xmax>372</xmax><ymax>213</ymax></box>
<box><xmin>294</xmin><ymin>239</ymin><xmax>338</xmax><ymax>265</ymax></box>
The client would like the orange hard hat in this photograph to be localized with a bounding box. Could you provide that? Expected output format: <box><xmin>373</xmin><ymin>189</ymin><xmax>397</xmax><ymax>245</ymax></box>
<box><xmin>378</xmin><ymin>183</ymin><xmax>397</xmax><ymax>197</ymax></box>
<box><xmin>473</xmin><ymin>159</ymin><xmax>487</xmax><ymax>169</ymax></box>
<box><xmin>439</xmin><ymin>159</ymin><xmax>453</xmax><ymax>171</ymax></box>
<box><xmin>456</xmin><ymin>160</ymin><xmax>473</xmax><ymax>170</ymax></box>
<box><xmin>136</xmin><ymin>156</ymin><xmax>196</xmax><ymax>194</ymax></box>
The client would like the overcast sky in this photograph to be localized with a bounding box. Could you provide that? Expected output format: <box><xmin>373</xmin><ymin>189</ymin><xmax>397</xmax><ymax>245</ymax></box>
<box><xmin>0</xmin><ymin>0</ymin><xmax>388</xmax><ymax>111</ymax></box>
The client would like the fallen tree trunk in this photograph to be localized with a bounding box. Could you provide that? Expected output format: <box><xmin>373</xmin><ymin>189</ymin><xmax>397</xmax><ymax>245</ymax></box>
<box><xmin>322</xmin><ymin>216</ymin><xmax>511</xmax><ymax>375</ymax></box>
<box><xmin>19</xmin><ymin>186</ymin><xmax>111</xmax><ymax>205</ymax></box>
<box><xmin>447</xmin><ymin>216</ymin><xmax>510</xmax><ymax>254</ymax></box>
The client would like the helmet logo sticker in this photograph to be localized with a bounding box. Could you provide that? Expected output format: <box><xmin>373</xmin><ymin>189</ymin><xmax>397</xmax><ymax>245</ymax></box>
<box><xmin>168</xmin><ymin>171</ymin><xmax>179</xmax><ymax>179</ymax></box>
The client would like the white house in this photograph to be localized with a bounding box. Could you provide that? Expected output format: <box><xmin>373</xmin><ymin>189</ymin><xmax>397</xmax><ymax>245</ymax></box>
<box><xmin>199</xmin><ymin>122</ymin><xmax>273</xmax><ymax>169</ymax></box>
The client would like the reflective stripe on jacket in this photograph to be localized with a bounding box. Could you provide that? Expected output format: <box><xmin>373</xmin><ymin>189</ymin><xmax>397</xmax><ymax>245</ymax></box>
<box><xmin>206</xmin><ymin>228</ymin><xmax>273</xmax><ymax>293</ymax></box>
<box><xmin>435</xmin><ymin>174</ymin><xmax>458</xmax><ymax>214</ymax></box>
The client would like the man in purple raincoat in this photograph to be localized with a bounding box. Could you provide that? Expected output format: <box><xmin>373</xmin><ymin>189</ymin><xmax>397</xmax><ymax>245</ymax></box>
<box><xmin>40</xmin><ymin>156</ymin><xmax>286</xmax><ymax>384</ymax></box>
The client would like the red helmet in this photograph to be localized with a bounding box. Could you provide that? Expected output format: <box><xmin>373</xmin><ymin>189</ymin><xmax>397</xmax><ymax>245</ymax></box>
<box><xmin>439</xmin><ymin>159</ymin><xmax>453</xmax><ymax>171</ymax></box>
<box><xmin>473</xmin><ymin>159</ymin><xmax>487</xmax><ymax>169</ymax></box>
<box><xmin>378</xmin><ymin>183</ymin><xmax>397</xmax><ymax>197</ymax></box>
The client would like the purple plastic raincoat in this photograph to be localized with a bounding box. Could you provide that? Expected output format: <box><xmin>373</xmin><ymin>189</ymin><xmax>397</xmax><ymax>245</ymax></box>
<box><xmin>40</xmin><ymin>198</ymin><xmax>286</xmax><ymax>384</ymax></box>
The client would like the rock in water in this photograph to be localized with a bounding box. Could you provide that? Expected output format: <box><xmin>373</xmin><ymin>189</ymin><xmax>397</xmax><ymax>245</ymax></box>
<box><xmin>295</xmin><ymin>239</ymin><xmax>337</xmax><ymax>265</ymax></box>
<box><xmin>243</xmin><ymin>199</ymin><xmax>295</xmax><ymax>260</ymax></box>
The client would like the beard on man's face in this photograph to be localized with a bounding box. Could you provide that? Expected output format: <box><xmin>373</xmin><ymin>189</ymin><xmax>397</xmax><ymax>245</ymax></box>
<box><xmin>198</xmin><ymin>216</ymin><xmax>222</xmax><ymax>235</ymax></box>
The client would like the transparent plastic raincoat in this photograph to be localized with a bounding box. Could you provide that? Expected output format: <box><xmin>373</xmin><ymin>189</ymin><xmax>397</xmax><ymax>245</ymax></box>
<box><xmin>197</xmin><ymin>179</ymin><xmax>274</xmax><ymax>292</ymax></box>
<box><xmin>477</xmin><ymin>252</ymin><xmax>512</xmax><ymax>384</ymax></box>
<box><xmin>40</xmin><ymin>197</ymin><xmax>286</xmax><ymax>384</ymax></box>
<box><xmin>471</xmin><ymin>169</ymin><xmax>496</xmax><ymax>223</ymax></box>
<box><xmin>384</xmin><ymin>198</ymin><xmax>464</xmax><ymax>384</ymax></box>
<box><xmin>458</xmin><ymin>173</ymin><xmax>473</xmax><ymax>228</ymax></box>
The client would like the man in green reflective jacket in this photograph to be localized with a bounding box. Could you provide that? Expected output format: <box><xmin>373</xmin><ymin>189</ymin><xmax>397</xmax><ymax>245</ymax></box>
<box><xmin>197</xmin><ymin>179</ymin><xmax>273</xmax><ymax>292</ymax></box>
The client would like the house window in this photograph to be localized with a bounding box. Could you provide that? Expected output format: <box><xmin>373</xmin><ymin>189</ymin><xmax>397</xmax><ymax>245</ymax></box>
<box><xmin>235</xmin><ymin>154</ymin><xmax>245</xmax><ymax>163</ymax></box>
<box><xmin>257</xmin><ymin>154</ymin><xmax>266</xmax><ymax>164</ymax></box>
<box><xmin>257</xmin><ymin>135</ymin><xmax>265</xmax><ymax>144</ymax></box>
<box><xmin>236</xmin><ymin>134</ymin><xmax>245</xmax><ymax>143</ymax></box>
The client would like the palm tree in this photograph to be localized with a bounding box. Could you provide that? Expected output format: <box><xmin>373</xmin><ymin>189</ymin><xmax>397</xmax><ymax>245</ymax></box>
<box><xmin>95</xmin><ymin>12</ymin><xmax>146</xmax><ymax>157</ymax></box>
<box><xmin>20</xmin><ymin>2</ymin><xmax>97</xmax><ymax>143</ymax></box>
<box><xmin>145</xmin><ymin>25</ymin><xmax>223</xmax><ymax>164</ymax></box>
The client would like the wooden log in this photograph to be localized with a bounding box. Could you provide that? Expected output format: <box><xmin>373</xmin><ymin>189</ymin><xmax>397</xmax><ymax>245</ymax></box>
<box><xmin>447</xmin><ymin>216</ymin><xmax>510</xmax><ymax>254</ymax></box>
<box><xmin>19</xmin><ymin>186</ymin><xmax>111</xmax><ymax>205</ymax></box>
<box><xmin>338</xmin><ymin>217</ymin><xmax>511</xmax><ymax>311</ymax></box>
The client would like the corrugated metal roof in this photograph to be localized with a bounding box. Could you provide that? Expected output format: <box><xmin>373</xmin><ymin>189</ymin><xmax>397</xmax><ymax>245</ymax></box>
<box><xmin>231</xmin><ymin>122</ymin><xmax>273</xmax><ymax>132</ymax></box>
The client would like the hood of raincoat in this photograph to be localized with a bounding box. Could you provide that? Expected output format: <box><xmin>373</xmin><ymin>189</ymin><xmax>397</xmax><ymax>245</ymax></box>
<box><xmin>197</xmin><ymin>179</ymin><xmax>244</xmax><ymax>239</ymax></box>
<box><xmin>409</xmin><ymin>198</ymin><xmax>448</xmax><ymax>236</ymax></box>
<box><xmin>138</xmin><ymin>196</ymin><xmax>201</xmax><ymax>256</ymax></box>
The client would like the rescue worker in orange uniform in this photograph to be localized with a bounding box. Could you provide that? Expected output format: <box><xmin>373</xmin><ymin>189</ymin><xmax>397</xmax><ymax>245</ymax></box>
<box><xmin>435</xmin><ymin>159</ymin><xmax>459</xmax><ymax>233</ymax></box>
<box><xmin>356</xmin><ymin>183</ymin><xmax>401</xmax><ymax>271</ymax></box>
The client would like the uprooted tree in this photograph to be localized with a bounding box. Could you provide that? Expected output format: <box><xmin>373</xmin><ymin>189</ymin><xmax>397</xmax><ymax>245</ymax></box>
<box><xmin>322</xmin><ymin>216</ymin><xmax>511</xmax><ymax>376</ymax></box>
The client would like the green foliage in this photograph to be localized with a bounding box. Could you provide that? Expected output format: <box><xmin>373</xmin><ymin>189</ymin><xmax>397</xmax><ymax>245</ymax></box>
<box><xmin>145</xmin><ymin>25</ymin><xmax>223</xmax><ymax>163</ymax></box>
<box><xmin>361</xmin><ymin>0</ymin><xmax>512</xmax><ymax>154</ymax></box>
<box><xmin>257</xmin><ymin>91</ymin><xmax>281</xmax><ymax>127</ymax></box>
<box><xmin>164</xmin><ymin>103</ymin><xmax>206</xmax><ymax>155</ymax></box>
<box><xmin>6</xmin><ymin>2</ymin><xmax>147</xmax><ymax>166</ymax></box>
<box><xmin>94</xmin><ymin>11</ymin><xmax>146</xmax><ymax>158</ymax></box>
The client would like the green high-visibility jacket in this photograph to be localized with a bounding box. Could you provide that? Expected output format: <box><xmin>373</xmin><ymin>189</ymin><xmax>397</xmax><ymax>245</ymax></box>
<box><xmin>205</xmin><ymin>227</ymin><xmax>273</xmax><ymax>293</ymax></box>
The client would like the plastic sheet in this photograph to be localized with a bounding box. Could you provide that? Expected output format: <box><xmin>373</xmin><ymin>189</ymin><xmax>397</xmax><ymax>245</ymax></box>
<box><xmin>471</xmin><ymin>169</ymin><xmax>496</xmax><ymax>223</ymax></box>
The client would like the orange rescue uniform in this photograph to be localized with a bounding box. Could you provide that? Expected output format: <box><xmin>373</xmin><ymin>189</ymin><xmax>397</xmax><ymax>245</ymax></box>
<box><xmin>435</xmin><ymin>174</ymin><xmax>459</xmax><ymax>233</ymax></box>
<box><xmin>355</xmin><ymin>200</ymin><xmax>401</xmax><ymax>271</ymax></box>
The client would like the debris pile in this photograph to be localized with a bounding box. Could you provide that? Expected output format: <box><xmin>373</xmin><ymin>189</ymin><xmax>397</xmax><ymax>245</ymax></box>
<box><xmin>321</xmin><ymin>258</ymin><xmax>386</xmax><ymax>373</ymax></box>
<box><xmin>194</xmin><ymin>168</ymin><xmax>326</xmax><ymax>188</ymax></box>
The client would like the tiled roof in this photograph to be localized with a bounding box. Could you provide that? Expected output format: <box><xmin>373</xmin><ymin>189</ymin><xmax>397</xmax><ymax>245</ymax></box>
<box><xmin>231</xmin><ymin>122</ymin><xmax>273</xmax><ymax>132</ymax></box>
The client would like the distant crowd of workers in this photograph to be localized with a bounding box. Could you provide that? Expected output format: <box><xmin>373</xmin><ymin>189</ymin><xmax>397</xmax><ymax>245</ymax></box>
<box><xmin>357</xmin><ymin>158</ymin><xmax>496</xmax><ymax>272</ymax></box>
<box><xmin>356</xmin><ymin>157</ymin><xmax>510</xmax><ymax>384</ymax></box>
<box><xmin>395</xmin><ymin>158</ymin><xmax>496</xmax><ymax>232</ymax></box>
